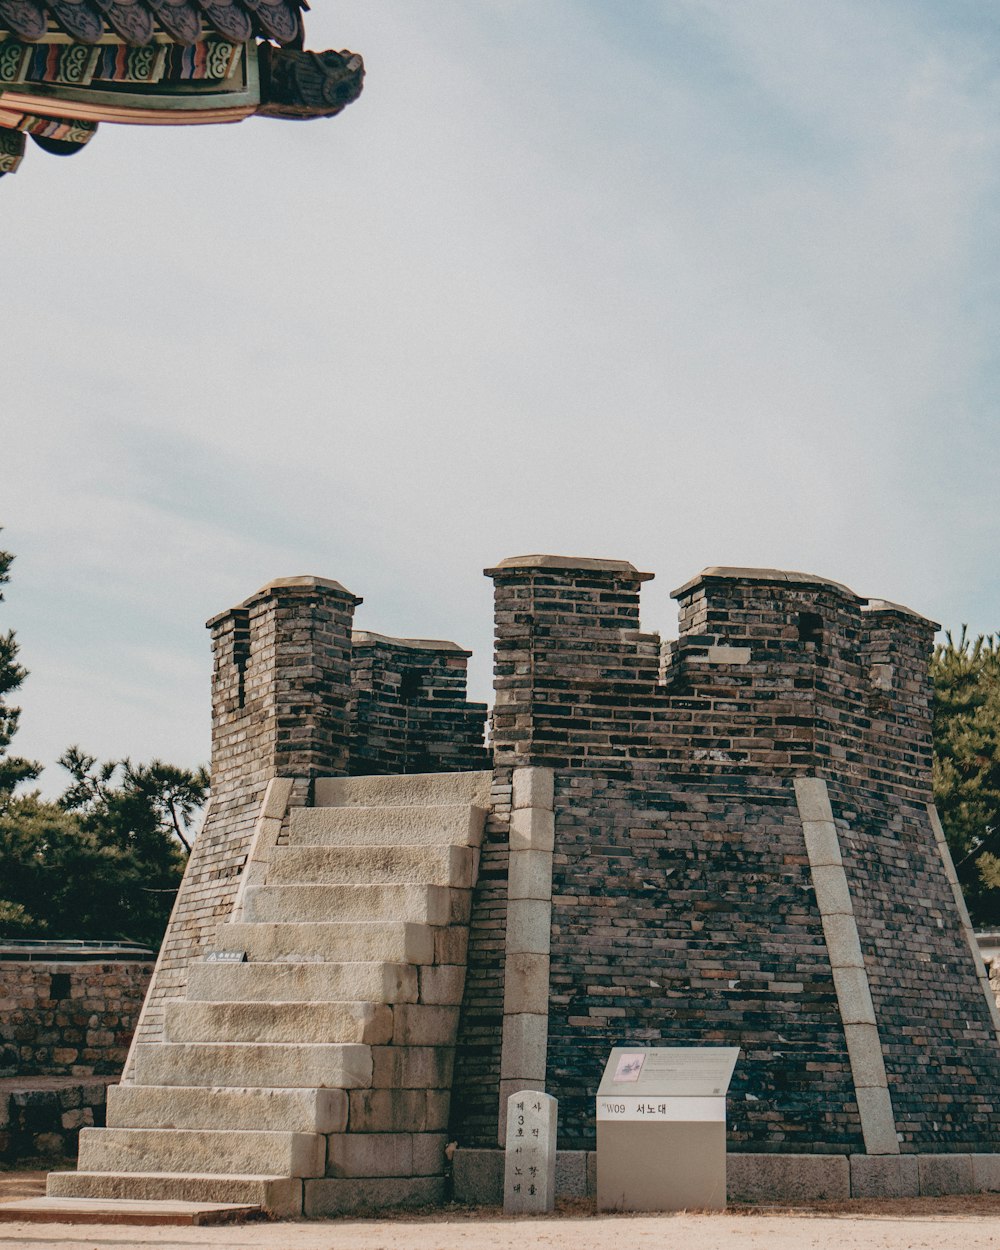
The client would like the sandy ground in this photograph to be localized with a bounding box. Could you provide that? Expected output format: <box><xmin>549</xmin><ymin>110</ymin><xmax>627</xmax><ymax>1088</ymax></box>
<box><xmin>4</xmin><ymin>1174</ymin><xmax>1000</xmax><ymax>1250</ymax></box>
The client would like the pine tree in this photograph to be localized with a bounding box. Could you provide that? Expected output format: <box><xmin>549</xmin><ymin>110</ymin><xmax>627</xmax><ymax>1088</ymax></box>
<box><xmin>0</xmin><ymin>535</ymin><xmax>207</xmax><ymax>945</ymax></box>
<box><xmin>931</xmin><ymin>627</ymin><xmax>1000</xmax><ymax>925</ymax></box>
<box><xmin>0</xmin><ymin>535</ymin><xmax>40</xmax><ymax>798</ymax></box>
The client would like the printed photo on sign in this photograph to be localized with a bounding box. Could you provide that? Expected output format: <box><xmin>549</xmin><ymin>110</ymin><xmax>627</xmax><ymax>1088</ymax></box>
<box><xmin>613</xmin><ymin>1052</ymin><xmax>646</xmax><ymax>1083</ymax></box>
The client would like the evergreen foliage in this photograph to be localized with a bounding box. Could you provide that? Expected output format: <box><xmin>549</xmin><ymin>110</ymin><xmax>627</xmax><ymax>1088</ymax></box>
<box><xmin>0</xmin><ymin>535</ymin><xmax>207</xmax><ymax>947</ymax></box>
<box><xmin>0</xmin><ymin>538</ymin><xmax>40</xmax><ymax>796</ymax></box>
<box><xmin>931</xmin><ymin>627</ymin><xmax>1000</xmax><ymax>926</ymax></box>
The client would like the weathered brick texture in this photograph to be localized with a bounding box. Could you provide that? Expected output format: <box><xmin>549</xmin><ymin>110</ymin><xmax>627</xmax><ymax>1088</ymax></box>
<box><xmin>451</xmin><ymin>555</ymin><xmax>1000</xmax><ymax>1154</ymax></box>
<box><xmin>350</xmin><ymin>632</ymin><xmax>488</xmax><ymax>775</ymax></box>
<box><xmin>123</xmin><ymin>555</ymin><xmax>1000</xmax><ymax>1165</ymax></box>
<box><xmin>836</xmin><ymin>789</ymin><xmax>1000</xmax><ymax>1152</ymax></box>
<box><xmin>449</xmin><ymin>768</ymin><xmax>511</xmax><ymax>1143</ymax></box>
<box><xmin>126</xmin><ymin>577</ymin><xmax>361</xmax><ymax>1063</ymax></box>
<box><xmin>544</xmin><ymin>774</ymin><xmax>860</xmax><ymax>1153</ymax></box>
<box><xmin>0</xmin><ymin>960</ymin><xmax>151</xmax><ymax>1077</ymax></box>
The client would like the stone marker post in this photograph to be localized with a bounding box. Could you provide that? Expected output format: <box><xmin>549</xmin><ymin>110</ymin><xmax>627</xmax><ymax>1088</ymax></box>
<box><xmin>503</xmin><ymin>1090</ymin><xmax>557</xmax><ymax>1214</ymax></box>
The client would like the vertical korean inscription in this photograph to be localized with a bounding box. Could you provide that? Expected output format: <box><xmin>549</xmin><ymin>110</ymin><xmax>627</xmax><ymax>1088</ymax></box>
<box><xmin>503</xmin><ymin>1089</ymin><xmax>557</xmax><ymax>1214</ymax></box>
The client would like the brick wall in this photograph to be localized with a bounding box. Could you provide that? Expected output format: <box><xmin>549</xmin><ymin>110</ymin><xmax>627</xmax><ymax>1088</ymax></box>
<box><xmin>0</xmin><ymin>960</ymin><xmax>152</xmax><ymax>1077</ymax></box>
<box><xmin>545</xmin><ymin>773</ymin><xmax>860</xmax><ymax>1153</ymax></box>
<box><xmin>125</xmin><ymin>577</ymin><xmax>360</xmax><ymax>1064</ymax></box>
<box><xmin>126</xmin><ymin>578</ymin><xmax>492</xmax><ymax>1070</ymax></box>
<box><xmin>350</xmin><ymin>632</ymin><xmax>488</xmax><ymax>775</ymax></box>
<box><xmin>124</xmin><ymin>555</ymin><xmax>1000</xmax><ymax>1159</ymax></box>
<box><xmin>836</xmin><ymin>788</ymin><xmax>1000</xmax><ymax>1152</ymax></box>
<box><xmin>452</xmin><ymin>555</ymin><xmax>1000</xmax><ymax>1154</ymax></box>
<box><xmin>449</xmin><ymin>768</ymin><xmax>511</xmax><ymax>1143</ymax></box>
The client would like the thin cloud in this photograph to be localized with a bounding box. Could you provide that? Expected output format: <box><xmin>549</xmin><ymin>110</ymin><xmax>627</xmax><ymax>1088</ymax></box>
<box><xmin>3</xmin><ymin>0</ymin><xmax>999</xmax><ymax>786</ymax></box>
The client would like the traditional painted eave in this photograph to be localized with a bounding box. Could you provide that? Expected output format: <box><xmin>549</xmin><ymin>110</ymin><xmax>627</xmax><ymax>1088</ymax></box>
<box><xmin>0</xmin><ymin>0</ymin><xmax>304</xmax><ymax>50</ymax></box>
<box><xmin>0</xmin><ymin>29</ymin><xmax>363</xmax><ymax>173</ymax></box>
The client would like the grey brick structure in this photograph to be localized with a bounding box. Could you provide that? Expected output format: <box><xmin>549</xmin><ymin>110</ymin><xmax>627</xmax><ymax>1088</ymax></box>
<box><xmin>350</xmin><ymin>631</ymin><xmax>489</xmax><ymax>776</ymax></box>
<box><xmin>449</xmin><ymin>555</ymin><xmax>1000</xmax><ymax>1157</ymax></box>
<box><xmin>95</xmin><ymin>554</ymin><xmax>1000</xmax><ymax>1214</ymax></box>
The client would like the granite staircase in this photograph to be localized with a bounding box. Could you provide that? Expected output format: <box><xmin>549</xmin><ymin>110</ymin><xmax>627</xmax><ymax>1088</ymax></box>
<box><xmin>48</xmin><ymin>770</ymin><xmax>491</xmax><ymax>1217</ymax></box>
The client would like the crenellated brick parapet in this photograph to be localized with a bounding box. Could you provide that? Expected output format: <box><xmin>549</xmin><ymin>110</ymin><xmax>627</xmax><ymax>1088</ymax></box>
<box><xmin>350</xmin><ymin>632</ymin><xmax>488</xmax><ymax>776</ymax></box>
<box><xmin>666</xmin><ymin>568</ymin><xmax>869</xmax><ymax>779</ymax></box>
<box><xmin>485</xmin><ymin>557</ymin><xmax>937</xmax><ymax>800</ymax></box>
<box><xmin>455</xmin><ymin>554</ymin><xmax>999</xmax><ymax>1159</ymax></box>
<box><xmin>111</xmin><ymin>552</ymin><xmax>1000</xmax><ymax>1197</ymax></box>
<box><xmin>486</xmin><ymin>555</ymin><xmax>658</xmax><ymax>773</ymax></box>
<box><xmin>861</xmin><ymin>601</ymin><xmax>937</xmax><ymax>798</ymax></box>
<box><xmin>208</xmin><ymin>575</ymin><xmax>362</xmax><ymax>791</ymax></box>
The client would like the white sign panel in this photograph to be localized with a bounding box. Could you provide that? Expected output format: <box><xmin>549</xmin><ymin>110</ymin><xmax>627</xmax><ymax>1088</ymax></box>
<box><xmin>596</xmin><ymin>1095</ymin><xmax>725</xmax><ymax>1122</ymax></box>
<box><xmin>597</xmin><ymin>1046</ymin><xmax>741</xmax><ymax>1099</ymax></box>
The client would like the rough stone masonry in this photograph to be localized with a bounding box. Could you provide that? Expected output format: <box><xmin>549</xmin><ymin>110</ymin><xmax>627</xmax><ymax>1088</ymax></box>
<box><xmin>54</xmin><ymin>556</ymin><xmax>1000</xmax><ymax>1213</ymax></box>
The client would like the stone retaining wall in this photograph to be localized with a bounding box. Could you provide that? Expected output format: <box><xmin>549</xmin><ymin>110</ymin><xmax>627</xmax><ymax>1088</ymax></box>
<box><xmin>0</xmin><ymin>1076</ymin><xmax>116</xmax><ymax>1164</ymax></box>
<box><xmin>0</xmin><ymin>961</ymin><xmax>151</xmax><ymax>1078</ymax></box>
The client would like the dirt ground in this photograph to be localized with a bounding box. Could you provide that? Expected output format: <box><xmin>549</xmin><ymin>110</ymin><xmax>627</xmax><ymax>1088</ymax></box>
<box><xmin>4</xmin><ymin>1173</ymin><xmax>1000</xmax><ymax>1250</ymax></box>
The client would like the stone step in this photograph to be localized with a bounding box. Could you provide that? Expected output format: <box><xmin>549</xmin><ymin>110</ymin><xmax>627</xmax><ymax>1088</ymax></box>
<box><xmin>107</xmin><ymin>1084</ymin><xmax>348</xmax><ymax>1134</ymax></box>
<box><xmin>0</xmin><ymin>1196</ymin><xmax>261</xmax><ymax>1226</ymax></box>
<box><xmin>390</xmin><ymin>1004</ymin><xmax>460</xmax><ymax>1047</ymax></box>
<box><xmin>326</xmin><ymin>1131</ymin><xmax>448</xmax><ymax>1179</ymax></box>
<box><xmin>314</xmin><ymin>771</ymin><xmax>491</xmax><ymax>810</ymax></box>
<box><xmin>132</xmin><ymin>1041</ymin><xmax>372</xmax><ymax>1090</ymax></box>
<box><xmin>289</xmin><ymin>804</ymin><xmax>485</xmax><ymax>849</ymax></box>
<box><xmin>186</xmin><ymin>960</ymin><xmax>418</xmax><ymax>1005</ymax></box>
<box><xmin>243</xmin><ymin>882</ymin><xmax>468</xmax><ymax>926</ymax></box>
<box><xmin>165</xmin><ymin>1000</ymin><xmax>393</xmax><ymax>1045</ymax></box>
<box><xmin>268</xmin><ymin>844</ymin><xmax>475</xmax><ymax>888</ymax></box>
<box><xmin>221</xmin><ymin>920</ymin><xmax>436</xmax><ymax>965</ymax></box>
<box><xmin>47</xmin><ymin>1171</ymin><xmax>302</xmax><ymax>1218</ymax></box>
<box><xmin>371</xmin><ymin>1045</ymin><xmax>455</xmax><ymax>1090</ymax></box>
<box><xmin>304</xmin><ymin>1174</ymin><xmax>444</xmax><ymax>1216</ymax></box>
<box><xmin>77</xmin><ymin>1126</ymin><xmax>325</xmax><ymax>1179</ymax></box>
<box><xmin>347</xmin><ymin>1088</ymin><xmax>450</xmax><ymax>1134</ymax></box>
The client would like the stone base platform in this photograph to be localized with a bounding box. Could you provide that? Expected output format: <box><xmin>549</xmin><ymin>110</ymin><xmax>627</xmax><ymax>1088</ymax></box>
<box><xmin>453</xmin><ymin>1148</ymin><xmax>1000</xmax><ymax>1204</ymax></box>
<box><xmin>0</xmin><ymin>1197</ymin><xmax>262</xmax><ymax>1226</ymax></box>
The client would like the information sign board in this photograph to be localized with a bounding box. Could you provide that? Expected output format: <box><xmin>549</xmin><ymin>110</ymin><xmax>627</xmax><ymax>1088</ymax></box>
<box><xmin>596</xmin><ymin>1046</ymin><xmax>740</xmax><ymax>1213</ymax></box>
<box><xmin>597</xmin><ymin>1046</ymin><xmax>739</xmax><ymax>1098</ymax></box>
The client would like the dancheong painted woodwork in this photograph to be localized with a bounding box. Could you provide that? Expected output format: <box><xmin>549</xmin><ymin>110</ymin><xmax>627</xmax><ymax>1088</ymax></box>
<box><xmin>0</xmin><ymin>0</ymin><xmax>363</xmax><ymax>176</ymax></box>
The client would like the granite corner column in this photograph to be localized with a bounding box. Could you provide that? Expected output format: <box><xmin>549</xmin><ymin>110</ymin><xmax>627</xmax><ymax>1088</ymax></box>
<box><xmin>498</xmin><ymin>765</ymin><xmax>555</xmax><ymax>1144</ymax></box>
<box><xmin>793</xmin><ymin>776</ymin><xmax>899</xmax><ymax>1156</ymax></box>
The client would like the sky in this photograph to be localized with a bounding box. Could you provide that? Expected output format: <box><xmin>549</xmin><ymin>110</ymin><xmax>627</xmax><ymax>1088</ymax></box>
<box><xmin>2</xmin><ymin>1</ymin><xmax>1000</xmax><ymax>794</ymax></box>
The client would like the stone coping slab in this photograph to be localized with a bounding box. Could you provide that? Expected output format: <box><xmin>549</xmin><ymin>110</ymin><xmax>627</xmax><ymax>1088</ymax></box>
<box><xmin>485</xmin><ymin>555</ymin><xmax>654</xmax><ymax>581</ymax></box>
<box><xmin>206</xmin><ymin>575</ymin><xmax>362</xmax><ymax>625</ymax></box>
<box><xmin>862</xmin><ymin>598</ymin><xmax>939</xmax><ymax>627</ymax></box>
<box><xmin>0</xmin><ymin>1076</ymin><xmax>117</xmax><ymax>1097</ymax></box>
<box><xmin>352</xmin><ymin>631</ymin><xmax>471</xmax><ymax>655</ymax></box>
<box><xmin>669</xmin><ymin>568</ymin><xmax>937</xmax><ymax>626</ymax></box>
<box><xmin>671</xmin><ymin>567</ymin><xmax>858</xmax><ymax>600</ymax></box>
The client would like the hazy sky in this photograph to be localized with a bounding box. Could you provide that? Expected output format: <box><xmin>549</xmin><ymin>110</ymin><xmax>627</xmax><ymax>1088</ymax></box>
<box><xmin>3</xmin><ymin>1</ymin><xmax>999</xmax><ymax>792</ymax></box>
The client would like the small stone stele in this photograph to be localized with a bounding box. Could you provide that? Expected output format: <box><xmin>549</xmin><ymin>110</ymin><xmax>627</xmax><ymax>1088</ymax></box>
<box><xmin>503</xmin><ymin>1089</ymin><xmax>557</xmax><ymax>1214</ymax></box>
